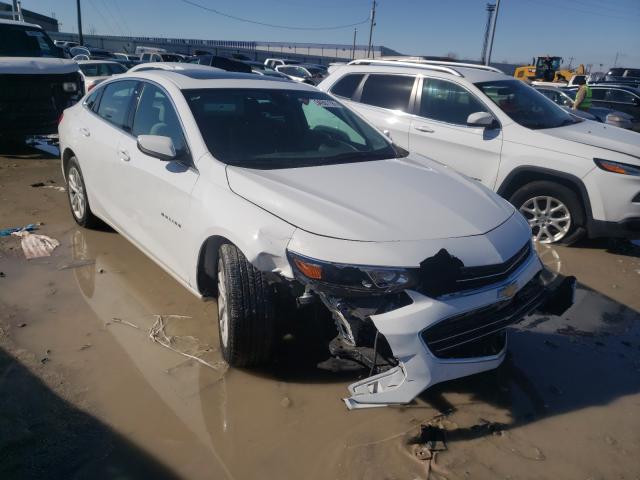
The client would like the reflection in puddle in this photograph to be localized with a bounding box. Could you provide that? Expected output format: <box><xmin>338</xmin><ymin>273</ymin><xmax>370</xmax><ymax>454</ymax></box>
<box><xmin>70</xmin><ymin>229</ymin><xmax>640</xmax><ymax>479</ymax></box>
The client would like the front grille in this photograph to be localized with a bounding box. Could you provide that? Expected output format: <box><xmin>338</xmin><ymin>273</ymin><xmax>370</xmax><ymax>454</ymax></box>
<box><xmin>421</xmin><ymin>276</ymin><xmax>544</xmax><ymax>359</ymax></box>
<box><xmin>416</xmin><ymin>241</ymin><xmax>532</xmax><ymax>298</ymax></box>
<box><xmin>0</xmin><ymin>73</ymin><xmax>83</xmax><ymax>132</ymax></box>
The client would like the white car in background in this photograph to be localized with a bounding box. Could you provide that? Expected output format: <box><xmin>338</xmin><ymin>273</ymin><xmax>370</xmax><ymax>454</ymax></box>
<box><xmin>58</xmin><ymin>68</ymin><xmax>573</xmax><ymax>409</ymax></box>
<box><xmin>77</xmin><ymin>60</ymin><xmax>127</xmax><ymax>92</ymax></box>
<box><xmin>319</xmin><ymin>59</ymin><xmax>640</xmax><ymax>244</ymax></box>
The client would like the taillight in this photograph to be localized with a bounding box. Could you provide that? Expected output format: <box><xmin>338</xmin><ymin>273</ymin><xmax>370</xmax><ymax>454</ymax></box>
<box><xmin>87</xmin><ymin>82</ymin><xmax>96</xmax><ymax>92</ymax></box>
<box><xmin>58</xmin><ymin>112</ymin><xmax>64</xmax><ymax>124</ymax></box>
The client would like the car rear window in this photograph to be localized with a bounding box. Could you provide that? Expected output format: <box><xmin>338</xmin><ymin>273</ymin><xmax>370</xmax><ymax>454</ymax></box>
<box><xmin>330</xmin><ymin>74</ymin><xmax>364</xmax><ymax>99</ymax></box>
<box><xmin>0</xmin><ymin>25</ymin><xmax>61</xmax><ymax>58</ymax></box>
<box><xmin>359</xmin><ymin>74</ymin><xmax>415</xmax><ymax>111</ymax></box>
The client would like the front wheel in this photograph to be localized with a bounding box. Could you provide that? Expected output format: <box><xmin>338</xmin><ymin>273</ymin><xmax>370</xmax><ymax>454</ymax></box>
<box><xmin>510</xmin><ymin>181</ymin><xmax>586</xmax><ymax>245</ymax></box>
<box><xmin>217</xmin><ymin>244</ymin><xmax>276</xmax><ymax>367</ymax></box>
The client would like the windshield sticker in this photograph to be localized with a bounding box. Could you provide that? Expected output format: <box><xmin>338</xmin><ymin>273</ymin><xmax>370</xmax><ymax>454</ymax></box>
<box><xmin>311</xmin><ymin>99</ymin><xmax>343</xmax><ymax>108</ymax></box>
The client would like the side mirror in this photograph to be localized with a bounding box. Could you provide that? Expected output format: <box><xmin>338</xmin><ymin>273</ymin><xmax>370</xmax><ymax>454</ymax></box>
<box><xmin>137</xmin><ymin>135</ymin><xmax>177</xmax><ymax>161</ymax></box>
<box><xmin>467</xmin><ymin>111</ymin><xmax>496</xmax><ymax>128</ymax></box>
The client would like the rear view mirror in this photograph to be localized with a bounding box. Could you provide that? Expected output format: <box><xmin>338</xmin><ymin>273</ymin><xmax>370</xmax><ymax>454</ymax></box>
<box><xmin>467</xmin><ymin>111</ymin><xmax>495</xmax><ymax>128</ymax></box>
<box><xmin>137</xmin><ymin>135</ymin><xmax>176</xmax><ymax>161</ymax></box>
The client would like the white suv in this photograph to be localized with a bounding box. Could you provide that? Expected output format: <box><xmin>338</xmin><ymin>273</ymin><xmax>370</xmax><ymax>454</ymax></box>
<box><xmin>58</xmin><ymin>69</ymin><xmax>573</xmax><ymax>408</ymax></box>
<box><xmin>319</xmin><ymin>59</ymin><xmax>640</xmax><ymax>244</ymax></box>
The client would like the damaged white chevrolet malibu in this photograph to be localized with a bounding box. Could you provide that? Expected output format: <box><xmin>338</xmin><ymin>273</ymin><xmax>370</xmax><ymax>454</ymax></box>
<box><xmin>58</xmin><ymin>69</ymin><xmax>575</xmax><ymax>409</ymax></box>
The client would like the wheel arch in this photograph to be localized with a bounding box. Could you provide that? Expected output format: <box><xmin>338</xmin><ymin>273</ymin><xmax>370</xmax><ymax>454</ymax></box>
<box><xmin>62</xmin><ymin>147</ymin><xmax>76</xmax><ymax>181</ymax></box>
<box><xmin>497</xmin><ymin>166</ymin><xmax>593</xmax><ymax>223</ymax></box>
<box><xmin>196</xmin><ymin>235</ymin><xmax>232</xmax><ymax>297</ymax></box>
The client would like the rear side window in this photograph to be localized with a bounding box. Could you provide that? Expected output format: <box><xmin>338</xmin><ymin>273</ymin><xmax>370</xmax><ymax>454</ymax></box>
<box><xmin>330</xmin><ymin>74</ymin><xmax>364</xmax><ymax>99</ymax></box>
<box><xmin>359</xmin><ymin>74</ymin><xmax>414</xmax><ymax>111</ymax></box>
<box><xmin>133</xmin><ymin>83</ymin><xmax>187</xmax><ymax>153</ymax></box>
<box><xmin>606</xmin><ymin>89</ymin><xmax>635</xmax><ymax>103</ymax></box>
<box><xmin>84</xmin><ymin>88</ymin><xmax>101</xmax><ymax>111</ymax></box>
<box><xmin>420</xmin><ymin>78</ymin><xmax>487</xmax><ymax>125</ymax></box>
<box><xmin>96</xmin><ymin>80</ymin><xmax>137</xmax><ymax>130</ymax></box>
<box><xmin>591</xmin><ymin>89</ymin><xmax>607</xmax><ymax>100</ymax></box>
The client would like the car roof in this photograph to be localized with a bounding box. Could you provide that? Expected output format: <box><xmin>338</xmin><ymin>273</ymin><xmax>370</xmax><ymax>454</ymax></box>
<box><xmin>77</xmin><ymin>60</ymin><xmax>121</xmax><ymax>65</ymax></box>
<box><xmin>0</xmin><ymin>18</ymin><xmax>43</xmax><ymax>28</ymax></box>
<box><xmin>334</xmin><ymin>59</ymin><xmax>509</xmax><ymax>83</ymax></box>
<box><xmin>118</xmin><ymin>68</ymin><xmax>318</xmax><ymax>91</ymax></box>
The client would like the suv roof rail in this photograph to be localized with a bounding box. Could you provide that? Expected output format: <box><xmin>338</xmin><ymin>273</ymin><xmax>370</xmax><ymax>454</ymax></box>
<box><xmin>347</xmin><ymin>59</ymin><xmax>464</xmax><ymax>77</ymax></box>
<box><xmin>348</xmin><ymin>58</ymin><xmax>505</xmax><ymax>76</ymax></box>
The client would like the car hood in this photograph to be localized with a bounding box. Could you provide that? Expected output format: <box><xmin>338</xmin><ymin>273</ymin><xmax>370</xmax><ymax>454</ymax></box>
<box><xmin>0</xmin><ymin>57</ymin><xmax>79</xmax><ymax>74</ymax></box>
<box><xmin>542</xmin><ymin>120</ymin><xmax>640</xmax><ymax>159</ymax></box>
<box><xmin>226</xmin><ymin>155</ymin><xmax>515</xmax><ymax>242</ymax></box>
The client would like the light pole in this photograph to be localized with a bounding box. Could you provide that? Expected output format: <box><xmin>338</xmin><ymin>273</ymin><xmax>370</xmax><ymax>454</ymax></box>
<box><xmin>366</xmin><ymin>0</ymin><xmax>376</xmax><ymax>59</ymax></box>
<box><xmin>76</xmin><ymin>0</ymin><xmax>84</xmax><ymax>46</ymax></box>
<box><xmin>352</xmin><ymin>28</ymin><xmax>357</xmax><ymax>60</ymax></box>
<box><xmin>485</xmin><ymin>0</ymin><xmax>501</xmax><ymax>66</ymax></box>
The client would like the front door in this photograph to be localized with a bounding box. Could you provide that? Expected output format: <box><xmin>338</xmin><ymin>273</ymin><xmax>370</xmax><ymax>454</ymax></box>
<box><xmin>113</xmin><ymin>82</ymin><xmax>199</xmax><ymax>281</ymax></box>
<box><xmin>409</xmin><ymin>77</ymin><xmax>503</xmax><ymax>188</ymax></box>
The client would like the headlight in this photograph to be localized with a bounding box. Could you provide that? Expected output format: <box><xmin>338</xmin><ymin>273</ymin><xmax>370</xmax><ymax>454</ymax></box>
<box><xmin>594</xmin><ymin>158</ymin><xmax>640</xmax><ymax>176</ymax></box>
<box><xmin>287</xmin><ymin>251</ymin><xmax>416</xmax><ymax>294</ymax></box>
<box><xmin>62</xmin><ymin>82</ymin><xmax>78</xmax><ymax>92</ymax></box>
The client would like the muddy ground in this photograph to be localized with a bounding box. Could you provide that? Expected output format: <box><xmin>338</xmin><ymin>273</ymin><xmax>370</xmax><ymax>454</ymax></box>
<box><xmin>1</xmin><ymin>141</ymin><xmax>639</xmax><ymax>480</ymax></box>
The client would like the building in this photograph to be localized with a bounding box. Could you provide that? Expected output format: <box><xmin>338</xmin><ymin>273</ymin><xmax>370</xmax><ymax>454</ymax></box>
<box><xmin>0</xmin><ymin>1</ymin><xmax>59</xmax><ymax>31</ymax></box>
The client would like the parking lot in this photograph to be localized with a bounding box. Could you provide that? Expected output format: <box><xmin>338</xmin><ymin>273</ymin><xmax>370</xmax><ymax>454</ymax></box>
<box><xmin>1</xmin><ymin>141</ymin><xmax>639</xmax><ymax>479</ymax></box>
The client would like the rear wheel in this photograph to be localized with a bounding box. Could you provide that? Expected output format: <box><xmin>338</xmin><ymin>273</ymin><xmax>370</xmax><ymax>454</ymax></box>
<box><xmin>65</xmin><ymin>156</ymin><xmax>100</xmax><ymax>228</ymax></box>
<box><xmin>510</xmin><ymin>181</ymin><xmax>585</xmax><ymax>245</ymax></box>
<box><xmin>217</xmin><ymin>244</ymin><xmax>276</xmax><ymax>367</ymax></box>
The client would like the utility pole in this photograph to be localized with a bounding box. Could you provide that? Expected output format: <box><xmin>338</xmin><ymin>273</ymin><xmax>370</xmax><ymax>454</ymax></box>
<box><xmin>366</xmin><ymin>0</ymin><xmax>376</xmax><ymax>59</ymax></box>
<box><xmin>567</xmin><ymin>56</ymin><xmax>574</xmax><ymax>69</ymax></box>
<box><xmin>613</xmin><ymin>52</ymin><xmax>619</xmax><ymax>67</ymax></box>
<box><xmin>485</xmin><ymin>0</ymin><xmax>500</xmax><ymax>66</ymax></box>
<box><xmin>12</xmin><ymin>0</ymin><xmax>17</xmax><ymax>20</ymax></box>
<box><xmin>76</xmin><ymin>0</ymin><xmax>84</xmax><ymax>46</ymax></box>
<box><xmin>15</xmin><ymin>0</ymin><xmax>23</xmax><ymax>21</ymax></box>
<box><xmin>352</xmin><ymin>28</ymin><xmax>357</xmax><ymax>60</ymax></box>
<box><xmin>480</xmin><ymin>3</ymin><xmax>496</xmax><ymax>64</ymax></box>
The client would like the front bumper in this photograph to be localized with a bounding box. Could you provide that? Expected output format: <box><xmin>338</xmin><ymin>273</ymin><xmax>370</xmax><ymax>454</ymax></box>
<box><xmin>342</xmin><ymin>256</ymin><xmax>575</xmax><ymax>409</ymax></box>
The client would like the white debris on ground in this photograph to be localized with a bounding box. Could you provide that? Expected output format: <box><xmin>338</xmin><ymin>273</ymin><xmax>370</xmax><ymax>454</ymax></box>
<box><xmin>149</xmin><ymin>314</ymin><xmax>226</xmax><ymax>371</ymax></box>
<box><xmin>11</xmin><ymin>230</ymin><xmax>60</xmax><ymax>259</ymax></box>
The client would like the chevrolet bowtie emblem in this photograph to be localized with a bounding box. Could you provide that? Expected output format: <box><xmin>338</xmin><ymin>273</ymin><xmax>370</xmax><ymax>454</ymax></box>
<box><xmin>498</xmin><ymin>282</ymin><xmax>518</xmax><ymax>300</ymax></box>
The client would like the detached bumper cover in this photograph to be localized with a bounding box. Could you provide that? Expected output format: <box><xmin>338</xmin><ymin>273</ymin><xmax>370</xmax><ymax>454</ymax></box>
<box><xmin>343</xmin><ymin>257</ymin><xmax>576</xmax><ymax>409</ymax></box>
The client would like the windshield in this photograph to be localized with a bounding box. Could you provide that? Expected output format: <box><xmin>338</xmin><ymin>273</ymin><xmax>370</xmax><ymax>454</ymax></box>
<box><xmin>184</xmin><ymin>89</ymin><xmax>401</xmax><ymax>169</ymax></box>
<box><xmin>0</xmin><ymin>25</ymin><xmax>63</xmax><ymax>58</ymax></box>
<box><xmin>476</xmin><ymin>80</ymin><xmax>579</xmax><ymax>130</ymax></box>
<box><xmin>536</xmin><ymin>57</ymin><xmax>562</xmax><ymax>70</ymax></box>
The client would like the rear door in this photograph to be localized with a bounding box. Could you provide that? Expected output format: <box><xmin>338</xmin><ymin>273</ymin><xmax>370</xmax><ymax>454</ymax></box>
<box><xmin>75</xmin><ymin>80</ymin><xmax>138</xmax><ymax>225</ymax></box>
<box><xmin>409</xmin><ymin>77</ymin><xmax>503</xmax><ymax>188</ymax></box>
<box><xmin>114</xmin><ymin>81</ymin><xmax>199</xmax><ymax>280</ymax></box>
<box><xmin>342</xmin><ymin>73</ymin><xmax>417</xmax><ymax>149</ymax></box>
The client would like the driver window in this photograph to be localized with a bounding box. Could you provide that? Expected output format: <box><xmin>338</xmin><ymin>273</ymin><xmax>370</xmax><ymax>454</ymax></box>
<box><xmin>420</xmin><ymin>79</ymin><xmax>488</xmax><ymax>125</ymax></box>
<box><xmin>133</xmin><ymin>83</ymin><xmax>187</xmax><ymax>154</ymax></box>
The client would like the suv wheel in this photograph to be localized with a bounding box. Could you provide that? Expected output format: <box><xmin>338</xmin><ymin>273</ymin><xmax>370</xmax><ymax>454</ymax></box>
<box><xmin>217</xmin><ymin>244</ymin><xmax>275</xmax><ymax>367</ymax></box>
<box><xmin>510</xmin><ymin>181</ymin><xmax>585</xmax><ymax>245</ymax></box>
<box><xmin>66</xmin><ymin>156</ymin><xmax>100</xmax><ymax>228</ymax></box>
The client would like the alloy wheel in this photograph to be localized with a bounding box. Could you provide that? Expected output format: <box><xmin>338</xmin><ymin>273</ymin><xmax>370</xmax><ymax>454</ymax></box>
<box><xmin>217</xmin><ymin>259</ymin><xmax>229</xmax><ymax>348</ymax></box>
<box><xmin>519</xmin><ymin>195</ymin><xmax>571</xmax><ymax>244</ymax></box>
<box><xmin>67</xmin><ymin>166</ymin><xmax>86</xmax><ymax>220</ymax></box>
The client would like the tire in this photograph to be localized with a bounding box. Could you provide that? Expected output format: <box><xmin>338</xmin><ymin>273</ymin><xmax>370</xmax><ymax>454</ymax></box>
<box><xmin>65</xmin><ymin>156</ymin><xmax>100</xmax><ymax>228</ymax></box>
<box><xmin>509</xmin><ymin>180</ymin><xmax>586</xmax><ymax>245</ymax></box>
<box><xmin>217</xmin><ymin>244</ymin><xmax>276</xmax><ymax>367</ymax></box>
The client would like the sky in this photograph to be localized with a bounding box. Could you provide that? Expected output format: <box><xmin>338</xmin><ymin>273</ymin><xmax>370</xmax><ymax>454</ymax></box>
<box><xmin>29</xmin><ymin>0</ymin><xmax>640</xmax><ymax>68</ymax></box>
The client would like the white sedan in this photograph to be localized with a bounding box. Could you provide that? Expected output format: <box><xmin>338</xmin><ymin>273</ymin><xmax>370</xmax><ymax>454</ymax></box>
<box><xmin>58</xmin><ymin>68</ymin><xmax>573</xmax><ymax>409</ymax></box>
<box><xmin>77</xmin><ymin>60</ymin><xmax>127</xmax><ymax>92</ymax></box>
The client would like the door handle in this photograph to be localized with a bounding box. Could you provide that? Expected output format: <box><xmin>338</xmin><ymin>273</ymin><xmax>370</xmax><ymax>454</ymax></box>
<box><xmin>79</xmin><ymin>127</ymin><xmax>90</xmax><ymax>137</ymax></box>
<box><xmin>118</xmin><ymin>149</ymin><xmax>130</xmax><ymax>162</ymax></box>
<box><xmin>414</xmin><ymin>125</ymin><xmax>434</xmax><ymax>133</ymax></box>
